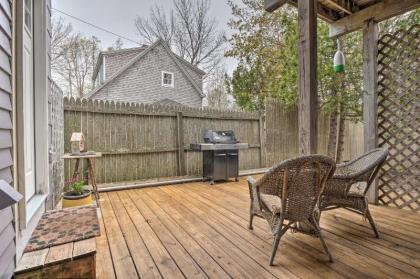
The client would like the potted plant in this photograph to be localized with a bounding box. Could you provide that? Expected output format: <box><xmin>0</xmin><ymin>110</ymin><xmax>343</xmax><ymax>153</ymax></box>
<box><xmin>62</xmin><ymin>177</ymin><xmax>92</xmax><ymax>208</ymax></box>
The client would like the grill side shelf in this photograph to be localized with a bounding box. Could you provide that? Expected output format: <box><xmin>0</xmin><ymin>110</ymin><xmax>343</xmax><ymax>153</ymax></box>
<box><xmin>189</xmin><ymin>143</ymin><xmax>249</xmax><ymax>151</ymax></box>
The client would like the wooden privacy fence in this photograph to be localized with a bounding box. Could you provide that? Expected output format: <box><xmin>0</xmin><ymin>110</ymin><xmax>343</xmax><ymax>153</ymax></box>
<box><xmin>63</xmin><ymin>98</ymin><xmax>262</xmax><ymax>184</ymax></box>
<box><xmin>265</xmin><ymin>99</ymin><xmax>363</xmax><ymax>166</ymax></box>
<box><xmin>377</xmin><ymin>24</ymin><xmax>420</xmax><ymax>212</ymax></box>
<box><xmin>64</xmin><ymin>97</ymin><xmax>364</xmax><ymax>186</ymax></box>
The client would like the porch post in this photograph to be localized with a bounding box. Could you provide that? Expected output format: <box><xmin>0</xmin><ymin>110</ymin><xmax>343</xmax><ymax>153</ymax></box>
<box><xmin>298</xmin><ymin>0</ymin><xmax>318</xmax><ymax>155</ymax></box>
<box><xmin>362</xmin><ymin>19</ymin><xmax>379</xmax><ymax>204</ymax></box>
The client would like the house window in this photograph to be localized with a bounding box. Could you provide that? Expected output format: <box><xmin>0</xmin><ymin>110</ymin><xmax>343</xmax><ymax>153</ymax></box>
<box><xmin>162</xmin><ymin>71</ymin><xmax>174</xmax><ymax>87</ymax></box>
<box><xmin>24</xmin><ymin>0</ymin><xmax>32</xmax><ymax>31</ymax></box>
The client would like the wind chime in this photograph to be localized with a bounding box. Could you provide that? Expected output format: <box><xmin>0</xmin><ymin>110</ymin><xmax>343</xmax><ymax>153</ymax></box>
<box><xmin>333</xmin><ymin>39</ymin><xmax>346</xmax><ymax>162</ymax></box>
<box><xmin>333</xmin><ymin>39</ymin><xmax>345</xmax><ymax>75</ymax></box>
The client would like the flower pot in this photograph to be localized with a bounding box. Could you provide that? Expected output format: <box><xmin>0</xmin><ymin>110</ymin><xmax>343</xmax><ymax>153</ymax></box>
<box><xmin>62</xmin><ymin>190</ymin><xmax>93</xmax><ymax>208</ymax></box>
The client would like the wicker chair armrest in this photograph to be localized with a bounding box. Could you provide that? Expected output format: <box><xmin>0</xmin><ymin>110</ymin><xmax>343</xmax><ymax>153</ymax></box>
<box><xmin>247</xmin><ymin>176</ymin><xmax>257</xmax><ymax>187</ymax></box>
<box><xmin>333</xmin><ymin>148</ymin><xmax>388</xmax><ymax>180</ymax></box>
<box><xmin>333</xmin><ymin>169</ymin><xmax>362</xmax><ymax>180</ymax></box>
<box><xmin>247</xmin><ymin>176</ymin><xmax>262</xmax><ymax>212</ymax></box>
<box><xmin>336</xmin><ymin>161</ymin><xmax>351</xmax><ymax>169</ymax></box>
<box><xmin>333</xmin><ymin>165</ymin><xmax>377</xmax><ymax>181</ymax></box>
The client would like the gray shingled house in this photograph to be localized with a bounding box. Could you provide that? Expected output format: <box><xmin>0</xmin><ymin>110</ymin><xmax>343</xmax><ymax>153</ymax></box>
<box><xmin>87</xmin><ymin>39</ymin><xmax>206</xmax><ymax>107</ymax></box>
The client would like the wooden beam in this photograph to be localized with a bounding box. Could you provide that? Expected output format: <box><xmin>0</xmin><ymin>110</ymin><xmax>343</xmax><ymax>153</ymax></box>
<box><xmin>264</xmin><ymin>0</ymin><xmax>287</xmax><ymax>12</ymax></box>
<box><xmin>264</xmin><ymin>0</ymin><xmax>339</xmax><ymax>22</ymax></box>
<box><xmin>362</xmin><ymin>20</ymin><xmax>379</xmax><ymax>204</ymax></box>
<box><xmin>317</xmin><ymin>3</ymin><xmax>342</xmax><ymax>22</ymax></box>
<box><xmin>288</xmin><ymin>0</ymin><xmax>340</xmax><ymax>22</ymax></box>
<box><xmin>330</xmin><ymin>0</ymin><xmax>420</xmax><ymax>37</ymax></box>
<box><xmin>321</xmin><ymin>0</ymin><xmax>357</xmax><ymax>14</ymax></box>
<box><xmin>298</xmin><ymin>0</ymin><xmax>318</xmax><ymax>155</ymax></box>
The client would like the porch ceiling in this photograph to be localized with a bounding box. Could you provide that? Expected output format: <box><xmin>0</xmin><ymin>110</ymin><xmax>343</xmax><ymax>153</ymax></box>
<box><xmin>96</xmin><ymin>178</ymin><xmax>420</xmax><ymax>278</ymax></box>
<box><xmin>265</xmin><ymin>0</ymin><xmax>377</xmax><ymax>20</ymax></box>
<box><xmin>265</xmin><ymin>0</ymin><xmax>420</xmax><ymax>36</ymax></box>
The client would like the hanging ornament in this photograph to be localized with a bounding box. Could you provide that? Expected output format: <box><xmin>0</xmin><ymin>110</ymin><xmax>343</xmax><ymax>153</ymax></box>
<box><xmin>333</xmin><ymin>39</ymin><xmax>345</xmax><ymax>74</ymax></box>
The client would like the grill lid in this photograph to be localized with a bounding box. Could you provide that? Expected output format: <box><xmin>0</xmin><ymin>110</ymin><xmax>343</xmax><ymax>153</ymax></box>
<box><xmin>204</xmin><ymin>130</ymin><xmax>238</xmax><ymax>144</ymax></box>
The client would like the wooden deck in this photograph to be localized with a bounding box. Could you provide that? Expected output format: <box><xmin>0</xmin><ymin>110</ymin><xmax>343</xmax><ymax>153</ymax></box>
<box><xmin>95</xmin><ymin>178</ymin><xmax>420</xmax><ymax>279</ymax></box>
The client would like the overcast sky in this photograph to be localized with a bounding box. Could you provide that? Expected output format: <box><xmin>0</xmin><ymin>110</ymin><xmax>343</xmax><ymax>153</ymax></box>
<box><xmin>51</xmin><ymin>0</ymin><xmax>239</xmax><ymax>73</ymax></box>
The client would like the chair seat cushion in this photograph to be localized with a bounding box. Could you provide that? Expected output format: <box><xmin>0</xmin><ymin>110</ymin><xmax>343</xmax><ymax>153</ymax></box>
<box><xmin>348</xmin><ymin>182</ymin><xmax>367</xmax><ymax>197</ymax></box>
<box><xmin>260</xmin><ymin>194</ymin><xmax>282</xmax><ymax>214</ymax></box>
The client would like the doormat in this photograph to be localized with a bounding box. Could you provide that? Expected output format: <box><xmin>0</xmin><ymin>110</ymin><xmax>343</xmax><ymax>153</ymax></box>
<box><xmin>24</xmin><ymin>205</ymin><xmax>100</xmax><ymax>252</ymax></box>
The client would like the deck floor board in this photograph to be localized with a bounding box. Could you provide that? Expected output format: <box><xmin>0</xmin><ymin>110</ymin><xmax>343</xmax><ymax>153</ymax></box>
<box><xmin>96</xmin><ymin>178</ymin><xmax>420</xmax><ymax>278</ymax></box>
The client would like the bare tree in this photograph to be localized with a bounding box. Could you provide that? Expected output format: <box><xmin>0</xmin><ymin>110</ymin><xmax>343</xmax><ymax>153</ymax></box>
<box><xmin>51</xmin><ymin>17</ymin><xmax>101</xmax><ymax>97</ymax></box>
<box><xmin>135</xmin><ymin>0</ymin><xmax>226</xmax><ymax>76</ymax></box>
<box><xmin>63</xmin><ymin>35</ymin><xmax>101</xmax><ymax>97</ymax></box>
<box><xmin>51</xmin><ymin>17</ymin><xmax>72</xmax><ymax>74</ymax></box>
<box><xmin>206</xmin><ymin>68</ymin><xmax>232</xmax><ymax>109</ymax></box>
<box><xmin>135</xmin><ymin>6</ymin><xmax>175</xmax><ymax>45</ymax></box>
<box><xmin>107</xmin><ymin>38</ymin><xmax>124</xmax><ymax>51</ymax></box>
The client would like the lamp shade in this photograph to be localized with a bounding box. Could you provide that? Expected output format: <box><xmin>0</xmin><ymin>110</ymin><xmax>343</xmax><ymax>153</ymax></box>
<box><xmin>0</xmin><ymin>180</ymin><xmax>23</xmax><ymax>210</ymax></box>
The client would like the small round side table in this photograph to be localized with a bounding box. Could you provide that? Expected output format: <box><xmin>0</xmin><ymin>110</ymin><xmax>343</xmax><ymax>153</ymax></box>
<box><xmin>62</xmin><ymin>152</ymin><xmax>102</xmax><ymax>205</ymax></box>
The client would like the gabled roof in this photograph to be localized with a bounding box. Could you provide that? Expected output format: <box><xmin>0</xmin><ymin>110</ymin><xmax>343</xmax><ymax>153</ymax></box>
<box><xmin>100</xmin><ymin>44</ymin><xmax>206</xmax><ymax>77</ymax></box>
<box><xmin>92</xmin><ymin>45</ymin><xmax>149</xmax><ymax>81</ymax></box>
<box><xmin>86</xmin><ymin>39</ymin><xmax>205</xmax><ymax>99</ymax></box>
<box><xmin>171</xmin><ymin>52</ymin><xmax>206</xmax><ymax>76</ymax></box>
<box><xmin>70</xmin><ymin>132</ymin><xmax>85</xmax><ymax>141</ymax></box>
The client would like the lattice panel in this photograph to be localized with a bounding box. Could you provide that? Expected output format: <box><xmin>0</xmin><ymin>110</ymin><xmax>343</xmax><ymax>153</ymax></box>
<box><xmin>377</xmin><ymin>24</ymin><xmax>420</xmax><ymax>212</ymax></box>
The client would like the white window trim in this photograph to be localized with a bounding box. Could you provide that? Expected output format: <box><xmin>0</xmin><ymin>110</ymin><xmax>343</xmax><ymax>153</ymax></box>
<box><xmin>26</xmin><ymin>194</ymin><xmax>48</xmax><ymax>221</ymax></box>
<box><xmin>162</xmin><ymin>71</ymin><xmax>174</xmax><ymax>88</ymax></box>
<box><xmin>15</xmin><ymin>0</ymin><xmax>50</xmax><ymax>229</ymax></box>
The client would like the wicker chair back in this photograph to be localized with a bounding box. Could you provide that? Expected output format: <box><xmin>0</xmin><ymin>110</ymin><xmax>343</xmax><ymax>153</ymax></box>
<box><xmin>258</xmin><ymin>155</ymin><xmax>335</xmax><ymax>221</ymax></box>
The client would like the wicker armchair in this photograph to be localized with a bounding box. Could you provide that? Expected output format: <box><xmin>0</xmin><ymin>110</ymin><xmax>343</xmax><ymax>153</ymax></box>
<box><xmin>320</xmin><ymin>148</ymin><xmax>388</xmax><ymax>238</ymax></box>
<box><xmin>247</xmin><ymin>155</ymin><xmax>336</xmax><ymax>265</ymax></box>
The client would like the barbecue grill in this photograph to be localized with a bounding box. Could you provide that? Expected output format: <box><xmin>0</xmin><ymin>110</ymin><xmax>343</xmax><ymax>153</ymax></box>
<box><xmin>190</xmin><ymin>130</ymin><xmax>249</xmax><ymax>184</ymax></box>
